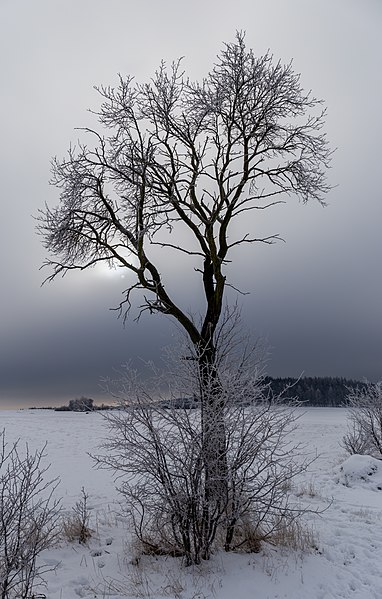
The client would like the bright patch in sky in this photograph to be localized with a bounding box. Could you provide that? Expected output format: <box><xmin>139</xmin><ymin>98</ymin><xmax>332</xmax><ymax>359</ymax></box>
<box><xmin>95</xmin><ymin>262</ymin><xmax>124</xmax><ymax>279</ymax></box>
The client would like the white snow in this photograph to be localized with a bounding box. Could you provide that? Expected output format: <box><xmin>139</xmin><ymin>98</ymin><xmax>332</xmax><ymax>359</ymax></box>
<box><xmin>1</xmin><ymin>407</ymin><xmax>382</xmax><ymax>599</ymax></box>
<box><xmin>335</xmin><ymin>454</ymin><xmax>382</xmax><ymax>491</ymax></box>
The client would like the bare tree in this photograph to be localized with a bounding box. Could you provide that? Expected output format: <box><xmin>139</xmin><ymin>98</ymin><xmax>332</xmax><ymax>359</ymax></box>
<box><xmin>38</xmin><ymin>33</ymin><xmax>331</xmax><ymax>540</ymax></box>
<box><xmin>342</xmin><ymin>382</ymin><xmax>382</xmax><ymax>458</ymax></box>
<box><xmin>0</xmin><ymin>431</ymin><xmax>61</xmax><ymax>599</ymax></box>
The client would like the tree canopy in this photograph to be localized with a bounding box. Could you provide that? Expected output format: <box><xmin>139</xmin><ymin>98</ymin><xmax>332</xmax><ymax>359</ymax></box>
<box><xmin>39</xmin><ymin>32</ymin><xmax>332</xmax><ymax>353</ymax></box>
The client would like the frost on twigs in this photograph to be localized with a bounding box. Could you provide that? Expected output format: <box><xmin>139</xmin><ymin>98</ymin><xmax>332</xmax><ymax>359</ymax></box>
<box><xmin>94</xmin><ymin>335</ymin><xmax>313</xmax><ymax>566</ymax></box>
<box><xmin>342</xmin><ymin>381</ymin><xmax>382</xmax><ymax>459</ymax></box>
<box><xmin>0</xmin><ymin>431</ymin><xmax>61</xmax><ymax>599</ymax></box>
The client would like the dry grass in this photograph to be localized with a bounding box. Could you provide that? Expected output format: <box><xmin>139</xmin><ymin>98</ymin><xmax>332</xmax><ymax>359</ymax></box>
<box><xmin>223</xmin><ymin>518</ymin><xmax>263</xmax><ymax>554</ymax></box>
<box><xmin>269</xmin><ymin>519</ymin><xmax>317</xmax><ymax>553</ymax></box>
<box><xmin>62</xmin><ymin>513</ymin><xmax>93</xmax><ymax>544</ymax></box>
<box><xmin>294</xmin><ymin>480</ymin><xmax>319</xmax><ymax>498</ymax></box>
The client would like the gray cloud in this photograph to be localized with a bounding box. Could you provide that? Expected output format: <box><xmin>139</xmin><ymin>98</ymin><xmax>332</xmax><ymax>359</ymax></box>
<box><xmin>1</xmin><ymin>0</ymin><xmax>381</xmax><ymax>406</ymax></box>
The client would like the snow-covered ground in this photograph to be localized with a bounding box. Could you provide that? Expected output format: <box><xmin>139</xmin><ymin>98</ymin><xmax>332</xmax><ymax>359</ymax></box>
<box><xmin>1</xmin><ymin>407</ymin><xmax>382</xmax><ymax>599</ymax></box>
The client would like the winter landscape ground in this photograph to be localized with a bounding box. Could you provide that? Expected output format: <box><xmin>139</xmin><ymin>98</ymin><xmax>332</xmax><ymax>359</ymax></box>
<box><xmin>2</xmin><ymin>407</ymin><xmax>382</xmax><ymax>599</ymax></box>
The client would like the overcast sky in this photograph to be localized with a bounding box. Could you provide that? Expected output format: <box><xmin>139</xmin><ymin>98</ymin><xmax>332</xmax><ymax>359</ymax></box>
<box><xmin>0</xmin><ymin>0</ymin><xmax>381</xmax><ymax>407</ymax></box>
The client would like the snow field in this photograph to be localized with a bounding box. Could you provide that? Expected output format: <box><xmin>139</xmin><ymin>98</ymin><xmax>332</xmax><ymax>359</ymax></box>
<box><xmin>1</xmin><ymin>408</ymin><xmax>381</xmax><ymax>599</ymax></box>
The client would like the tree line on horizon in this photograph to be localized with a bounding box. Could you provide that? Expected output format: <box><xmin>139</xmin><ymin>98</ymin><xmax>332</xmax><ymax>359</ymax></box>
<box><xmin>265</xmin><ymin>376</ymin><xmax>367</xmax><ymax>407</ymax></box>
<box><xmin>34</xmin><ymin>377</ymin><xmax>367</xmax><ymax>411</ymax></box>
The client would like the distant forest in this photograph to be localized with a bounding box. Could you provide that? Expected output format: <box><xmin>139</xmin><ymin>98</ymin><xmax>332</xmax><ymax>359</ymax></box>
<box><xmin>265</xmin><ymin>376</ymin><xmax>367</xmax><ymax>407</ymax></box>
<box><xmin>31</xmin><ymin>377</ymin><xmax>368</xmax><ymax>411</ymax></box>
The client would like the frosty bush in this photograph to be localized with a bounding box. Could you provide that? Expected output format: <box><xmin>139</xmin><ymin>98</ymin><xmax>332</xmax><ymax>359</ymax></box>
<box><xmin>343</xmin><ymin>381</ymin><xmax>382</xmax><ymax>458</ymax></box>
<box><xmin>96</xmin><ymin>337</ymin><xmax>311</xmax><ymax>565</ymax></box>
<box><xmin>0</xmin><ymin>431</ymin><xmax>61</xmax><ymax>599</ymax></box>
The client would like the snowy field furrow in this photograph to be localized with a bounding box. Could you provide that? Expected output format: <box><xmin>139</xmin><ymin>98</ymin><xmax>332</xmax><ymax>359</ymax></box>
<box><xmin>1</xmin><ymin>408</ymin><xmax>381</xmax><ymax>599</ymax></box>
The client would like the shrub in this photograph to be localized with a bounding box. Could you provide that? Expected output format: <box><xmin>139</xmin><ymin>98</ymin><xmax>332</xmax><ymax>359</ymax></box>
<box><xmin>343</xmin><ymin>381</ymin><xmax>382</xmax><ymax>458</ymax></box>
<box><xmin>62</xmin><ymin>487</ymin><xmax>92</xmax><ymax>544</ymax></box>
<box><xmin>95</xmin><ymin>341</ymin><xmax>312</xmax><ymax>565</ymax></box>
<box><xmin>0</xmin><ymin>431</ymin><xmax>61</xmax><ymax>599</ymax></box>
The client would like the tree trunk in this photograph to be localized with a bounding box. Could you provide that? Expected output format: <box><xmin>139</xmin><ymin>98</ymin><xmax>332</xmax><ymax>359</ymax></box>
<box><xmin>197</xmin><ymin>343</ymin><xmax>228</xmax><ymax>558</ymax></box>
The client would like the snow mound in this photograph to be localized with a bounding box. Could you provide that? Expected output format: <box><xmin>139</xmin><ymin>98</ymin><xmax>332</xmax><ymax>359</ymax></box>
<box><xmin>336</xmin><ymin>454</ymin><xmax>382</xmax><ymax>490</ymax></box>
